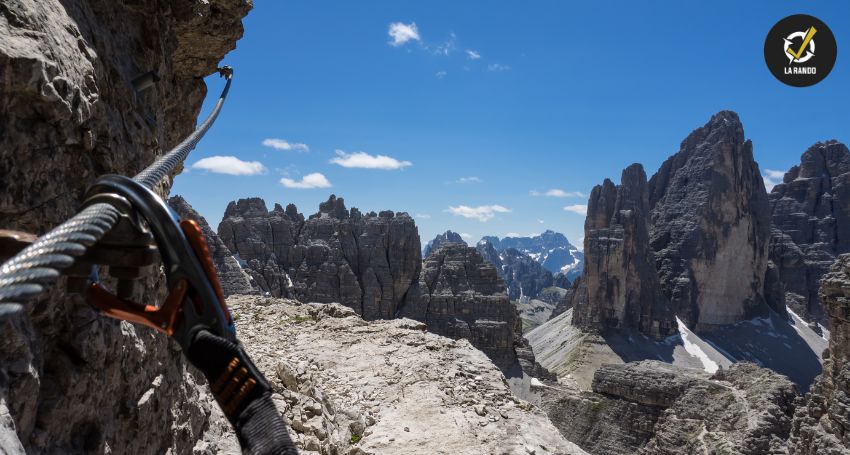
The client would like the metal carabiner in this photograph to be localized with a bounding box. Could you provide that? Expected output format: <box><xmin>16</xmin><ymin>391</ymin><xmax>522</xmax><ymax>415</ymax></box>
<box><xmin>82</xmin><ymin>175</ymin><xmax>235</xmax><ymax>349</ymax></box>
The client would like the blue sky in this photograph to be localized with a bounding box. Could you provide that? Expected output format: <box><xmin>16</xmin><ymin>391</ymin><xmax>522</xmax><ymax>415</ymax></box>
<box><xmin>172</xmin><ymin>1</ymin><xmax>849</xmax><ymax>248</ymax></box>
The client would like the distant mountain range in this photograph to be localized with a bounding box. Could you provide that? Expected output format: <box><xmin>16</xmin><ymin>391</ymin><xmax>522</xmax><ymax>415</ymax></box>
<box><xmin>480</xmin><ymin>230</ymin><xmax>584</xmax><ymax>280</ymax></box>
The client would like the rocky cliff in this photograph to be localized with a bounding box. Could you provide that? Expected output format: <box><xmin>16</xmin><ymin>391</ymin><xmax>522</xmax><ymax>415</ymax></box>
<box><xmin>769</xmin><ymin>141</ymin><xmax>850</xmax><ymax>323</ymax></box>
<box><xmin>423</xmin><ymin>230</ymin><xmax>467</xmax><ymax>257</ymax></box>
<box><xmin>218</xmin><ymin>195</ymin><xmax>421</xmax><ymax>320</ymax></box>
<box><xmin>571</xmin><ymin>164</ymin><xmax>676</xmax><ymax>339</ymax></box>
<box><xmin>167</xmin><ymin>195</ymin><xmax>257</xmax><ymax>296</ymax></box>
<box><xmin>399</xmin><ymin>243</ymin><xmax>521</xmax><ymax>370</ymax></box>
<box><xmin>0</xmin><ymin>1</ymin><xmax>250</xmax><ymax>453</ymax></box>
<box><xmin>789</xmin><ymin>253</ymin><xmax>850</xmax><ymax>453</ymax></box>
<box><xmin>540</xmin><ymin>361</ymin><xmax>798</xmax><ymax>455</ymax></box>
<box><xmin>648</xmin><ymin>111</ymin><xmax>772</xmax><ymax>332</ymax></box>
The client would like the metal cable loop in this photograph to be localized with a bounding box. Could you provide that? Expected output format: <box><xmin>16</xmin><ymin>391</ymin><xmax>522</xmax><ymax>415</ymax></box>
<box><xmin>0</xmin><ymin>72</ymin><xmax>233</xmax><ymax>314</ymax></box>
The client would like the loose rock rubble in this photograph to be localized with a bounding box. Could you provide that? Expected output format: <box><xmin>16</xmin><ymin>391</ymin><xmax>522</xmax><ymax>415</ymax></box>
<box><xmin>199</xmin><ymin>295</ymin><xmax>587</xmax><ymax>455</ymax></box>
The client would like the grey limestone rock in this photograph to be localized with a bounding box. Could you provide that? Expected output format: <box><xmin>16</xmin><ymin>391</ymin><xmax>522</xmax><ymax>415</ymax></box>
<box><xmin>648</xmin><ymin>111</ymin><xmax>772</xmax><ymax>332</ymax></box>
<box><xmin>167</xmin><ymin>195</ymin><xmax>257</xmax><ymax>296</ymax></box>
<box><xmin>218</xmin><ymin>195</ymin><xmax>422</xmax><ymax>320</ymax></box>
<box><xmin>768</xmin><ymin>141</ymin><xmax>850</xmax><ymax>323</ymax></box>
<box><xmin>571</xmin><ymin>164</ymin><xmax>676</xmax><ymax>339</ymax></box>
<box><xmin>423</xmin><ymin>230</ymin><xmax>467</xmax><ymax>257</ymax></box>
<box><xmin>399</xmin><ymin>243</ymin><xmax>520</xmax><ymax>370</ymax></box>
<box><xmin>788</xmin><ymin>254</ymin><xmax>850</xmax><ymax>454</ymax></box>
<box><xmin>541</xmin><ymin>361</ymin><xmax>798</xmax><ymax>455</ymax></box>
<box><xmin>0</xmin><ymin>0</ymin><xmax>250</xmax><ymax>452</ymax></box>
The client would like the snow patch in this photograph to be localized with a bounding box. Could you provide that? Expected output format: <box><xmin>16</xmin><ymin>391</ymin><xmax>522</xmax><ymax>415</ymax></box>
<box><xmin>676</xmin><ymin>317</ymin><xmax>719</xmax><ymax>373</ymax></box>
<box><xmin>232</xmin><ymin>253</ymin><xmax>248</xmax><ymax>268</ymax></box>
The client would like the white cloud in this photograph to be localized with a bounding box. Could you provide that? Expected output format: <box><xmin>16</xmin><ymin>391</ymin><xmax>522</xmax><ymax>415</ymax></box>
<box><xmin>191</xmin><ymin>156</ymin><xmax>266</xmax><ymax>176</ymax></box>
<box><xmin>262</xmin><ymin>138</ymin><xmax>309</xmax><ymax>153</ymax></box>
<box><xmin>505</xmin><ymin>232</ymin><xmax>521</xmax><ymax>238</ymax></box>
<box><xmin>487</xmin><ymin>63</ymin><xmax>511</xmax><ymax>72</ymax></box>
<box><xmin>762</xmin><ymin>169</ymin><xmax>785</xmax><ymax>192</ymax></box>
<box><xmin>330</xmin><ymin>150</ymin><xmax>412</xmax><ymax>170</ymax></box>
<box><xmin>415</xmin><ymin>213</ymin><xmax>431</xmax><ymax>219</ymax></box>
<box><xmin>466</xmin><ymin>49</ymin><xmax>481</xmax><ymax>60</ymax></box>
<box><xmin>280</xmin><ymin>172</ymin><xmax>332</xmax><ymax>189</ymax></box>
<box><xmin>435</xmin><ymin>70</ymin><xmax>447</xmax><ymax>79</ymax></box>
<box><xmin>460</xmin><ymin>233</ymin><xmax>473</xmax><ymax>240</ymax></box>
<box><xmin>388</xmin><ymin>22</ymin><xmax>420</xmax><ymax>47</ymax></box>
<box><xmin>532</xmin><ymin>189</ymin><xmax>586</xmax><ymax>198</ymax></box>
<box><xmin>430</xmin><ymin>32</ymin><xmax>457</xmax><ymax>56</ymax></box>
<box><xmin>446</xmin><ymin>204</ymin><xmax>510</xmax><ymax>222</ymax></box>
<box><xmin>457</xmin><ymin>176</ymin><xmax>482</xmax><ymax>184</ymax></box>
<box><xmin>537</xmin><ymin>219</ymin><xmax>545</xmax><ymax>224</ymax></box>
<box><xmin>563</xmin><ymin>204</ymin><xmax>588</xmax><ymax>215</ymax></box>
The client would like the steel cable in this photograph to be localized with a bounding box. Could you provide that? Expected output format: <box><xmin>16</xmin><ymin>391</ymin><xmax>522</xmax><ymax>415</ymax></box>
<box><xmin>0</xmin><ymin>70</ymin><xmax>233</xmax><ymax>315</ymax></box>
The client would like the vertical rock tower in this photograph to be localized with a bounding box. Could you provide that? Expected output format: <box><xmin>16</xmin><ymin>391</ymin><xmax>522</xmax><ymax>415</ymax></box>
<box><xmin>571</xmin><ymin>164</ymin><xmax>675</xmax><ymax>339</ymax></box>
<box><xmin>648</xmin><ymin>111</ymin><xmax>771</xmax><ymax>332</ymax></box>
<box><xmin>768</xmin><ymin>141</ymin><xmax>850</xmax><ymax>323</ymax></box>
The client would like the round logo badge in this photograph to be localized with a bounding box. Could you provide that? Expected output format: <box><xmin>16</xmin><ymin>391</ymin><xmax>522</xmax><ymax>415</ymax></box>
<box><xmin>764</xmin><ymin>14</ymin><xmax>837</xmax><ymax>87</ymax></box>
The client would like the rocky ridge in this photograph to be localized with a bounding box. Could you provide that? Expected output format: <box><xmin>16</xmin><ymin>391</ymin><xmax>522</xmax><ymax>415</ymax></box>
<box><xmin>0</xmin><ymin>1</ymin><xmax>251</xmax><ymax>453</ymax></box>
<box><xmin>218</xmin><ymin>195</ymin><xmax>421</xmax><ymax>320</ymax></box>
<box><xmin>423</xmin><ymin>230</ymin><xmax>467</xmax><ymax>258</ymax></box>
<box><xmin>476</xmin><ymin>240</ymin><xmax>555</xmax><ymax>301</ymax></box>
<box><xmin>199</xmin><ymin>295</ymin><xmax>587</xmax><ymax>455</ymax></box>
<box><xmin>482</xmin><ymin>231</ymin><xmax>584</xmax><ymax>279</ymax></box>
<box><xmin>167</xmin><ymin>195</ymin><xmax>257</xmax><ymax>296</ymax></box>
<box><xmin>769</xmin><ymin>141</ymin><xmax>850</xmax><ymax>324</ymax></box>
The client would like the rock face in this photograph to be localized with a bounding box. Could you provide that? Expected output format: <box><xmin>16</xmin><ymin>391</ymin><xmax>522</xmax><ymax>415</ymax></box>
<box><xmin>789</xmin><ymin>254</ymin><xmax>850</xmax><ymax>454</ymax></box>
<box><xmin>218</xmin><ymin>195</ymin><xmax>422</xmax><ymax>320</ymax></box>
<box><xmin>541</xmin><ymin>361</ymin><xmax>798</xmax><ymax>455</ymax></box>
<box><xmin>648</xmin><ymin>111</ymin><xmax>772</xmax><ymax>332</ymax></box>
<box><xmin>199</xmin><ymin>295</ymin><xmax>587</xmax><ymax>455</ymax></box>
<box><xmin>477</xmin><ymin>240</ymin><xmax>555</xmax><ymax>300</ymax></box>
<box><xmin>423</xmin><ymin>230</ymin><xmax>467</xmax><ymax>257</ymax></box>
<box><xmin>553</xmin><ymin>272</ymin><xmax>571</xmax><ymax>288</ymax></box>
<box><xmin>769</xmin><ymin>141</ymin><xmax>850</xmax><ymax>323</ymax></box>
<box><xmin>550</xmin><ymin>281</ymin><xmax>576</xmax><ymax>320</ymax></box>
<box><xmin>482</xmin><ymin>230</ymin><xmax>584</xmax><ymax>279</ymax></box>
<box><xmin>399</xmin><ymin>243</ymin><xmax>520</xmax><ymax>370</ymax></box>
<box><xmin>167</xmin><ymin>195</ymin><xmax>256</xmax><ymax>296</ymax></box>
<box><xmin>571</xmin><ymin>164</ymin><xmax>676</xmax><ymax>339</ymax></box>
<box><xmin>0</xmin><ymin>1</ymin><xmax>250</xmax><ymax>453</ymax></box>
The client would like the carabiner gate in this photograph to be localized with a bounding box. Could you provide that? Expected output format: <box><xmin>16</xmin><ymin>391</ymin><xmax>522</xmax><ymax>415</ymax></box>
<box><xmin>82</xmin><ymin>175</ymin><xmax>235</xmax><ymax>349</ymax></box>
